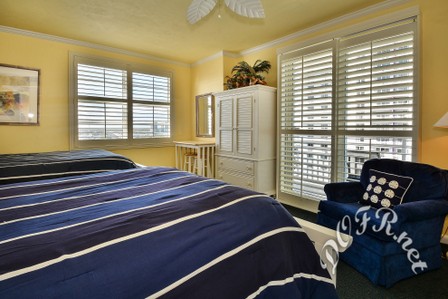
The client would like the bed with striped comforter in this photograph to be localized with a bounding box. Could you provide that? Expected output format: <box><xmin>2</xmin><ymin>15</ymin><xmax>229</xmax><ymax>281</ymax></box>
<box><xmin>0</xmin><ymin>167</ymin><xmax>338</xmax><ymax>298</ymax></box>
<box><xmin>0</xmin><ymin>149</ymin><xmax>136</xmax><ymax>185</ymax></box>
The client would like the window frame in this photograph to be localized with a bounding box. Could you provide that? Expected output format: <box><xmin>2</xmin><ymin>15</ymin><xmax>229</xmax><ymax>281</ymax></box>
<box><xmin>277</xmin><ymin>14</ymin><xmax>420</xmax><ymax>204</ymax></box>
<box><xmin>69</xmin><ymin>53</ymin><xmax>174</xmax><ymax>149</ymax></box>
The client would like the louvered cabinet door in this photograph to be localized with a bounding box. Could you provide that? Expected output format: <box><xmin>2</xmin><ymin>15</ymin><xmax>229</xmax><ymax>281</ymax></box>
<box><xmin>235</xmin><ymin>94</ymin><xmax>253</xmax><ymax>157</ymax></box>
<box><xmin>216</xmin><ymin>97</ymin><xmax>234</xmax><ymax>154</ymax></box>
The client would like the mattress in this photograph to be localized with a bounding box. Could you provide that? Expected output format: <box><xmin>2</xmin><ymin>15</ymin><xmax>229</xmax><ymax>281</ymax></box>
<box><xmin>0</xmin><ymin>167</ymin><xmax>338</xmax><ymax>298</ymax></box>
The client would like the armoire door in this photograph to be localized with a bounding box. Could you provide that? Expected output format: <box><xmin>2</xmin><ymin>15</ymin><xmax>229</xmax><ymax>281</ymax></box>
<box><xmin>235</xmin><ymin>94</ymin><xmax>254</xmax><ymax>157</ymax></box>
<box><xmin>216</xmin><ymin>97</ymin><xmax>234</xmax><ymax>154</ymax></box>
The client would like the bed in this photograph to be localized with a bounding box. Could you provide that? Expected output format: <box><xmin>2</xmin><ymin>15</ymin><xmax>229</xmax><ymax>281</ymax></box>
<box><xmin>0</xmin><ymin>167</ymin><xmax>338</xmax><ymax>298</ymax></box>
<box><xmin>0</xmin><ymin>149</ymin><xmax>136</xmax><ymax>185</ymax></box>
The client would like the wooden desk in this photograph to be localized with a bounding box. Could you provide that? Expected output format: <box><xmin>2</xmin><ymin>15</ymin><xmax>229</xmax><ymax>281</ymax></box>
<box><xmin>174</xmin><ymin>141</ymin><xmax>215</xmax><ymax>178</ymax></box>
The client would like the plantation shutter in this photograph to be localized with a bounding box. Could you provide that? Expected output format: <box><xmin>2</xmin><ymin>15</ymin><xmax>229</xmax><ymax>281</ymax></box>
<box><xmin>277</xmin><ymin>17</ymin><xmax>418</xmax><ymax>204</ymax></box>
<box><xmin>279</xmin><ymin>41</ymin><xmax>334</xmax><ymax>201</ymax></box>
<box><xmin>336</xmin><ymin>20</ymin><xmax>417</xmax><ymax>180</ymax></box>
<box><xmin>132</xmin><ymin>73</ymin><xmax>171</xmax><ymax>139</ymax></box>
<box><xmin>71</xmin><ymin>54</ymin><xmax>173</xmax><ymax>149</ymax></box>
<box><xmin>77</xmin><ymin>64</ymin><xmax>128</xmax><ymax>140</ymax></box>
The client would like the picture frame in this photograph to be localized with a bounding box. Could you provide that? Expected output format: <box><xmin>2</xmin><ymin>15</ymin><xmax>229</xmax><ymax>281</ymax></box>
<box><xmin>0</xmin><ymin>63</ymin><xmax>40</xmax><ymax>125</ymax></box>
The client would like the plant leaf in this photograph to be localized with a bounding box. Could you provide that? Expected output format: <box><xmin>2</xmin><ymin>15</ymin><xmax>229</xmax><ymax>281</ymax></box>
<box><xmin>224</xmin><ymin>0</ymin><xmax>265</xmax><ymax>18</ymax></box>
<box><xmin>253</xmin><ymin>60</ymin><xmax>271</xmax><ymax>74</ymax></box>
<box><xmin>187</xmin><ymin>0</ymin><xmax>218</xmax><ymax>24</ymax></box>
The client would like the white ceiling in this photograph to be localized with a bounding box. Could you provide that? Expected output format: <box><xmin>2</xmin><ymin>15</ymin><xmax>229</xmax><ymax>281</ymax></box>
<box><xmin>0</xmin><ymin>0</ymin><xmax>386</xmax><ymax>64</ymax></box>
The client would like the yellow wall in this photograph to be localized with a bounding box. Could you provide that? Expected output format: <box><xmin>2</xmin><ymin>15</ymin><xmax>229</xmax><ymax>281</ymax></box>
<box><xmin>2</xmin><ymin>0</ymin><xmax>448</xmax><ymax>170</ymax></box>
<box><xmin>222</xmin><ymin>55</ymin><xmax>241</xmax><ymax>86</ymax></box>
<box><xmin>0</xmin><ymin>31</ymin><xmax>192</xmax><ymax>166</ymax></box>
<box><xmin>191</xmin><ymin>55</ymin><xmax>223</xmax><ymax>140</ymax></box>
<box><xmin>416</xmin><ymin>0</ymin><xmax>448</xmax><ymax>169</ymax></box>
<box><xmin>190</xmin><ymin>53</ymin><xmax>239</xmax><ymax>141</ymax></box>
<box><xmin>192</xmin><ymin>56</ymin><xmax>224</xmax><ymax>95</ymax></box>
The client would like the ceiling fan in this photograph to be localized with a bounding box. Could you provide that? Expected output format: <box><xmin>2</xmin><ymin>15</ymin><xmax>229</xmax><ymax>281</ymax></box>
<box><xmin>187</xmin><ymin>0</ymin><xmax>265</xmax><ymax>24</ymax></box>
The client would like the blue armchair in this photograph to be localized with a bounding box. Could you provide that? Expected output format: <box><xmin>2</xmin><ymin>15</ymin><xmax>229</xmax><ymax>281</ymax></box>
<box><xmin>317</xmin><ymin>159</ymin><xmax>448</xmax><ymax>287</ymax></box>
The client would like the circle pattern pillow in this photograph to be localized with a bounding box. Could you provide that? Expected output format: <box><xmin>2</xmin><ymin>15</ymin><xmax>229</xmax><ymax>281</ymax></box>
<box><xmin>361</xmin><ymin>169</ymin><xmax>413</xmax><ymax>209</ymax></box>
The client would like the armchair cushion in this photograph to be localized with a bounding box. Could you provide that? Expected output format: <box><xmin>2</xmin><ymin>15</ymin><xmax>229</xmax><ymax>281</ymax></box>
<box><xmin>394</xmin><ymin>199</ymin><xmax>448</xmax><ymax>222</ymax></box>
<box><xmin>324</xmin><ymin>181</ymin><xmax>364</xmax><ymax>203</ymax></box>
<box><xmin>360</xmin><ymin>169</ymin><xmax>413</xmax><ymax>209</ymax></box>
<box><xmin>318</xmin><ymin>200</ymin><xmax>400</xmax><ymax>241</ymax></box>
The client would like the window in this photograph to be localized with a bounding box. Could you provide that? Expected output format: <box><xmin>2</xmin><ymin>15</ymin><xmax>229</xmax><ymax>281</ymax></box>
<box><xmin>278</xmin><ymin>18</ymin><xmax>418</xmax><ymax>202</ymax></box>
<box><xmin>70</xmin><ymin>54</ymin><xmax>173</xmax><ymax>149</ymax></box>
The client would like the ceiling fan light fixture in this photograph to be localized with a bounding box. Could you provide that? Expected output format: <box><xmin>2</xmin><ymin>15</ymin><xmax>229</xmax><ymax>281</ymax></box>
<box><xmin>187</xmin><ymin>0</ymin><xmax>218</xmax><ymax>24</ymax></box>
<box><xmin>224</xmin><ymin>0</ymin><xmax>265</xmax><ymax>18</ymax></box>
<box><xmin>187</xmin><ymin>0</ymin><xmax>265</xmax><ymax>24</ymax></box>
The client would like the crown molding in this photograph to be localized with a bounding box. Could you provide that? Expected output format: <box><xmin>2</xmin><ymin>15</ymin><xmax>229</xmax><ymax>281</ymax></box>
<box><xmin>278</xmin><ymin>5</ymin><xmax>419</xmax><ymax>56</ymax></box>
<box><xmin>241</xmin><ymin>0</ymin><xmax>411</xmax><ymax>56</ymax></box>
<box><xmin>191</xmin><ymin>51</ymin><xmax>241</xmax><ymax>67</ymax></box>
<box><xmin>222</xmin><ymin>51</ymin><xmax>241</xmax><ymax>59</ymax></box>
<box><xmin>0</xmin><ymin>25</ymin><xmax>190</xmax><ymax>68</ymax></box>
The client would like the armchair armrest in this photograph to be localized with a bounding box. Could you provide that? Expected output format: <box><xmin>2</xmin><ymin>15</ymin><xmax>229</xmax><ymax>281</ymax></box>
<box><xmin>394</xmin><ymin>199</ymin><xmax>448</xmax><ymax>222</ymax></box>
<box><xmin>324</xmin><ymin>181</ymin><xmax>365</xmax><ymax>203</ymax></box>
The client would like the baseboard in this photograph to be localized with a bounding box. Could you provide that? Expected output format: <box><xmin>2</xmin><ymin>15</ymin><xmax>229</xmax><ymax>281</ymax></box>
<box><xmin>277</xmin><ymin>196</ymin><xmax>319</xmax><ymax>213</ymax></box>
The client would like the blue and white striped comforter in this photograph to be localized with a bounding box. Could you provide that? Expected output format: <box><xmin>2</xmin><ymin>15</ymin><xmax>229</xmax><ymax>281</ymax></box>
<box><xmin>0</xmin><ymin>149</ymin><xmax>137</xmax><ymax>185</ymax></box>
<box><xmin>0</xmin><ymin>167</ymin><xmax>338</xmax><ymax>298</ymax></box>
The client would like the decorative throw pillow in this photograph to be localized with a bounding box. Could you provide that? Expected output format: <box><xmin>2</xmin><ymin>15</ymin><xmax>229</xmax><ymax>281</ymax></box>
<box><xmin>360</xmin><ymin>169</ymin><xmax>413</xmax><ymax>209</ymax></box>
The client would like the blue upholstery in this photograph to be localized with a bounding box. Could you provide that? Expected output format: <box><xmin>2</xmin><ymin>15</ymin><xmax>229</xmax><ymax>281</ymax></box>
<box><xmin>317</xmin><ymin>159</ymin><xmax>448</xmax><ymax>287</ymax></box>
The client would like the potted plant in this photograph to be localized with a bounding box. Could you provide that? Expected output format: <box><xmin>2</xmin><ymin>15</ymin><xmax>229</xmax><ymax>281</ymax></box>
<box><xmin>224</xmin><ymin>60</ymin><xmax>271</xmax><ymax>90</ymax></box>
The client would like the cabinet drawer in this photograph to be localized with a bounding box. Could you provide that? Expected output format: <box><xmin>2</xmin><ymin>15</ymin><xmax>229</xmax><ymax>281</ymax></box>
<box><xmin>217</xmin><ymin>171</ymin><xmax>254</xmax><ymax>190</ymax></box>
<box><xmin>216</xmin><ymin>156</ymin><xmax>254</xmax><ymax>175</ymax></box>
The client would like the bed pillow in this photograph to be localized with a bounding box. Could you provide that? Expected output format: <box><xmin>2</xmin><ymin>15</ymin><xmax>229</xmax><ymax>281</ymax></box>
<box><xmin>360</xmin><ymin>169</ymin><xmax>414</xmax><ymax>209</ymax></box>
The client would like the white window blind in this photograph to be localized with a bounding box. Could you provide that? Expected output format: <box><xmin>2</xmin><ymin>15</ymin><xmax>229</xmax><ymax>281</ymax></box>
<box><xmin>77</xmin><ymin>100</ymin><xmax>128</xmax><ymax>140</ymax></box>
<box><xmin>132</xmin><ymin>73</ymin><xmax>171</xmax><ymax>139</ymax></box>
<box><xmin>70</xmin><ymin>55</ymin><xmax>173</xmax><ymax>149</ymax></box>
<box><xmin>278</xmin><ymin>18</ymin><xmax>418</xmax><ymax>202</ymax></box>
<box><xmin>280</xmin><ymin>134</ymin><xmax>332</xmax><ymax>200</ymax></box>
<box><xmin>279</xmin><ymin>41</ymin><xmax>334</xmax><ymax>200</ymax></box>
<box><xmin>337</xmin><ymin>32</ymin><xmax>414</xmax><ymax>131</ymax></box>
<box><xmin>336</xmin><ymin>22</ymin><xmax>416</xmax><ymax>181</ymax></box>
<box><xmin>78</xmin><ymin>64</ymin><xmax>127</xmax><ymax>99</ymax></box>
<box><xmin>280</xmin><ymin>46</ymin><xmax>333</xmax><ymax>131</ymax></box>
<box><xmin>77</xmin><ymin>64</ymin><xmax>128</xmax><ymax>140</ymax></box>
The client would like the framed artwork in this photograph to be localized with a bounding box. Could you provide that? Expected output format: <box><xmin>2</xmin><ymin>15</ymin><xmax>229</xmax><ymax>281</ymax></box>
<box><xmin>0</xmin><ymin>64</ymin><xmax>40</xmax><ymax>125</ymax></box>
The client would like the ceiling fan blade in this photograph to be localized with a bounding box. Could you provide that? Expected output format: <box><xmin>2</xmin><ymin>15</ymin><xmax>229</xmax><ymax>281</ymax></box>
<box><xmin>224</xmin><ymin>0</ymin><xmax>265</xmax><ymax>18</ymax></box>
<box><xmin>187</xmin><ymin>0</ymin><xmax>218</xmax><ymax>24</ymax></box>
